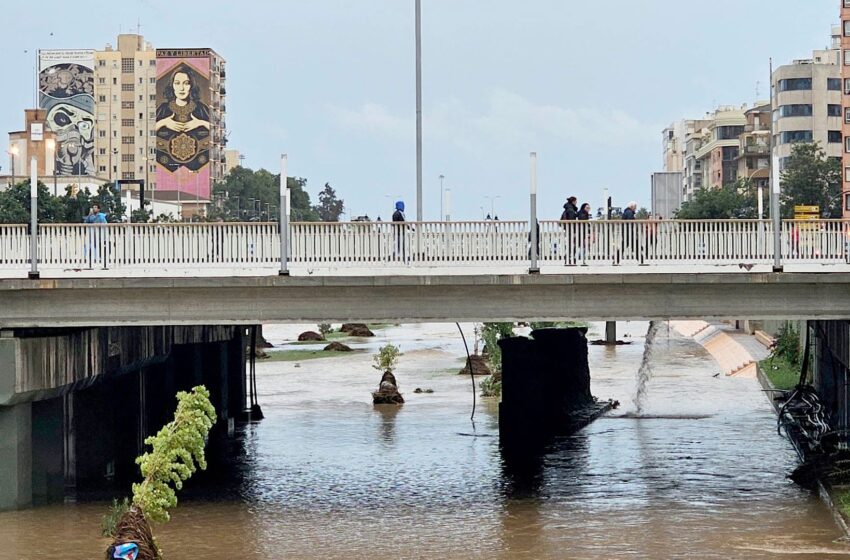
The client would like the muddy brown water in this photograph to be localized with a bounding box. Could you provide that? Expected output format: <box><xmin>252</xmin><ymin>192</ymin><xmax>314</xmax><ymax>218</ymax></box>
<box><xmin>1</xmin><ymin>322</ymin><xmax>849</xmax><ymax>559</ymax></box>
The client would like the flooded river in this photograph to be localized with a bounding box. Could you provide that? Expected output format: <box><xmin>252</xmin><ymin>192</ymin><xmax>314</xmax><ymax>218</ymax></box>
<box><xmin>2</xmin><ymin>322</ymin><xmax>849</xmax><ymax>559</ymax></box>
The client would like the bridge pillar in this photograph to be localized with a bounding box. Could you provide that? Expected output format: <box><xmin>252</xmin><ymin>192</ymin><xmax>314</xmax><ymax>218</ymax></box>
<box><xmin>0</xmin><ymin>402</ymin><xmax>32</xmax><ymax>510</ymax></box>
<box><xmin>498</xmin><ymin>328</ymin><xmax>598</xmax><ymax>453</ymax></box>
<box><xmin>606</xmin><ymin>321</ymin><xmax>617</xmax><ymax>344</ymax></box>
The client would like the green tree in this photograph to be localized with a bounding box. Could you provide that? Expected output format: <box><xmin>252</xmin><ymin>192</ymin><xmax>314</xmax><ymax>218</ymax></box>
<box><xmin>780</xmin><ymin>142</ymin><xmax>841</xmax><ymax>218</ymax></box>
<box><xmin>212</xmin><ymin>165</ymin><xmax>319</xmax><ymax>221</ymax></box>
<box><xmin>636</xmin><ymin>207</ymin><xmax>650</xmax><ymax>219</ymax></box>
<box><xmin>314</xmin><ymin>183</ymin><xmax>344</xmax><ymax>222</ymax></box>
<box><xmin>675</xmin><ymin>179</ymin><xmax>757</xmax><ymax>219</ymax></box>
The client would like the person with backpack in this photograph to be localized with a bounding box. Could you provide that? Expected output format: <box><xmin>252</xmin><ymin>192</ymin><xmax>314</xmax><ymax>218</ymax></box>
<box><xmin>392</xmin><ymin>200</ymin><xmax>406</xmax><ymax>262</ymax></box>
<box><xmin>561</xmin><ymin>197</ymin><xmax>579</xmax><ymax>264</ymax></box>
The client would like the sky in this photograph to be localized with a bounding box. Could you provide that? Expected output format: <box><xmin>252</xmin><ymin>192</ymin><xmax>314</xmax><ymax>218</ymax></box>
<box><xmin>0</xmin><ymin>0</ymin><xmax>839</xmax><ymax>220</ymax></box>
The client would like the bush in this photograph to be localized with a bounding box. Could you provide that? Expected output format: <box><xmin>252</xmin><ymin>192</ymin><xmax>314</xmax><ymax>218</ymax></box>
<box><xmin>101</xmin><ymin>497</ymin><xmax>130</xmax><ymax>537</ymax></box>
<box><xmin>318</xmin><ymin>323</ymin><xmax>332</xmax><ymax>337</ymax></box>
<box><xmin>480</xmin><ymin>374</ymin><xmax>502</xmax><ymax>398</ymax></box>
<box><xmin>772</xmin><ymin>323</ymin><xmax>801</xmax><ymax>366</ymax></box>
<box><xmin>481</xmin><ymin>323</ymin><xmax>513</xmax><ymax>372</ymax></box>
<box><xmin>373</xmin><ymin>344</ymin><xmax>401</xmax><ymax>372</ymax></box>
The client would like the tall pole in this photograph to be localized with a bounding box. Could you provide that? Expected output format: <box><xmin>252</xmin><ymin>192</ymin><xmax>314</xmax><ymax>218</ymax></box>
<box><xmin>529</xmin><ymin>152</ymin><xmax>539</xmax><ymax>273</ymax></box>
<box><xmin>29</xmin><ymin>157</ymin><xmax>39</xmax><ymax>279</ymax></box>
<box><xmin>439</xmin><ymin>174</ymin><xmax>444</xmax><ymax>221</ymax></box>
<box><xmin>279</xmin><ymin>154</ymin><xmax>289</xmax><ymax>276</ymax></box>
<box><xmin>415</xmin><ymin>0</ymin><xmax>423</xmax><ymax>222</ymax></box>
<box><xmin>769</xmin><ymin>57</ymin><xmax>782</xmax><ymax>272</ymax></box>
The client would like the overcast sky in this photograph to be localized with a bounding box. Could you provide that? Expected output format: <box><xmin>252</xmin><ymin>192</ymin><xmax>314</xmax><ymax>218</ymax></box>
<box><xmin>0</xmin><ymin>0</ymin><xmax>839</xmax><ymax>220</ymax></box>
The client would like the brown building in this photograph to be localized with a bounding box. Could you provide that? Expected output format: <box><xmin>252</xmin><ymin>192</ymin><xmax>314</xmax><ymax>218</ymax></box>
<box><xmin>842</xmin><ymin>2</ymin><xmax>850</xmax><ymax>215</ymax></box>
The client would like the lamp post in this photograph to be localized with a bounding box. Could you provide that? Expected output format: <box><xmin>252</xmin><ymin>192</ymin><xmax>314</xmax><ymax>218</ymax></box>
<box><xmin>444</xmin><ymin>188</ymin><xmax>451</xmax><ymax>221</ymax></box>
<box><xmin>279</xmin><ymin>153</ymin><xmax>289</xmax><ymax>275</ymax></box>
<box><xmin>415</xmin><ymin>0</ymin><xmax>423</xmax><ymax>222</ymax></box>
<box><xmin>439</xmin><ymin>174</ymin><xmax>445</xmax><ymax>221</ymax></box>
<box><xmin>769</xmin><ymin>57</ymin><xmax>781</xmax><ymax>271</ymax></box>
<box><xmin>529</xmin><ymin>152</ymin><xmax>539</xmax><ymax>273</ymax></box>
<box><xmin>484</xmin><ymin>195</ymin><xmax>501</xmax><ymax>218</ymax></box>
<box><xmin>29</xmin><ymin>156</ymin><xmax>39</xmax><ymax>279</ymax></box>
<box><xmin>45</xmin><ymin>139</ymin><xmax>56</xmax><ymax>196</ymax></box>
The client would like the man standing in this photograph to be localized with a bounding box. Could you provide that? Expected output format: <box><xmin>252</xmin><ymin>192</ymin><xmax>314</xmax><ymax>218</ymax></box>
<box><xmin>621</xmin><ymin>201</ymin><xmax>638</xmax><ymax>264</ymax></box>
<box><xmin>392</xmin><ymin>200</ymin><xmax>406</xmax><ymax>261</ymax></box>
<box><xmin>561</xmin><ymin>196</ymin><xmax>579</xmax><ymax>264</ymax></box>
<box><xmin>84</xmin><ymin>203</ymin><xmax>108</xmax><ymax>267</ymax></box>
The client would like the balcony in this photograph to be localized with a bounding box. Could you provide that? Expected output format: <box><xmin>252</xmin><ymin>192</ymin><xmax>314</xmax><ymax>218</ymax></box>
<box><xmin>220</xmin><ymin>68</ymin><xmax>226</xmax><ymax>78</ymax></box>
<box><xmin>220</xmin><ymin>86</ymin><xmax>226</xmax><ymax>96</ymax></box>
<box><xmin>743</xmin><ymin>144</ymin><xmax>769</xmax><ymax>155</ymax></box>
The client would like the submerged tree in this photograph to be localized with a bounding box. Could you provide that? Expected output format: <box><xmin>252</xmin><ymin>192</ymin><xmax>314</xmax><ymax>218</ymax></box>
<box><xmin>105</xmin><ymin>386</ymin><xmax>217</xmax><ymax>560</ymax></box>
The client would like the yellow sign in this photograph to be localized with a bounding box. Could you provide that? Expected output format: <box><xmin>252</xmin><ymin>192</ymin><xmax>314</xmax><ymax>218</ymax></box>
<box><xmin>794</xmin><ymin>205</ymin><xmax>819</xmax><ymax>221</ymax></box>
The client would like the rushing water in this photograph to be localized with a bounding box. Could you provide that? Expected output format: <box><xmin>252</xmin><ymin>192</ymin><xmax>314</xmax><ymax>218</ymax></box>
<box><xmin>2</xmin><ymin>322</ymin><xmax>850</xmax><ymax>560</ymax></box>
<box><xmin>633</xmin><ymin>320</ymin><xmax>661</xmax><ymax>413</ymax></box>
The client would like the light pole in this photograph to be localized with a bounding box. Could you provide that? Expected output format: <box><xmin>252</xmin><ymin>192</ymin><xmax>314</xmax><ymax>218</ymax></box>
<box><xmin>484</xmin><ymin>195</ymin><xmax>501</xmax><ymax>218</ymax></box>
<box><xmin>444</xmin><ymin>188</ymin><xmax>451</xmax><ymax>221</ymax></box>
<box><xmin>769</xmin><ymin>57</ymin><xmax>781</xmax><ymax>271</ymax></box>
<box><xmin>439</xmin><ymin>174</ymin><xmax>445</xmax><ymax>221</ymax></box>
<box><xmin>279</xmin><ymin>153</ymin><xmax>289</xmax><ymax>276</ymax></box>
<box><xmin>529</xmin><ymin>152</ymin><xmax>539</xmax><ymax>273</ymax></box>
<box><xmin>415</xmin><ymin>0</ymin><xmax>423</xmax><ymax>222</ymax></box>
<box><xmin>46</xmin><ymin>139</ymin><xmax>56</xmax><ymax>196</ymax></box>
<box><xmin>29</xmin><ymin>156</ymin><xmax>39</xmax><ymax>279</ymax></box>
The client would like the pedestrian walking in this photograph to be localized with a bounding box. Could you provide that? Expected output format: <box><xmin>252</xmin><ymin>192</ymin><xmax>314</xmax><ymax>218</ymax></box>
<box><xmin>576</xmin><ymin>202</ymin><xmax>592</xmax><ymax>263</ymax></box>
<box><xmin>84</xmin><ymin>203</ymin><xmax>108</xmax><ymax>267</ymax></box>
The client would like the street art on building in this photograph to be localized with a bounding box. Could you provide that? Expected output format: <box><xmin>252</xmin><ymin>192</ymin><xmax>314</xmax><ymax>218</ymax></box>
<box><xmin>155</xmin><ymin>50</ymin><xmax>211</xmax><ymax>199</ymax></box>
<box><xmin>38</xmin><ymin>50</ymin><xmax>95</xmax><ymax>176</ymax></box>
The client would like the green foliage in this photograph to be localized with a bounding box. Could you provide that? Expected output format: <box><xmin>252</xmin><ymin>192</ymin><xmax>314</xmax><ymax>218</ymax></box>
<box><xmin>372</xmin><ymin>343</ymin><xmax>401</xmax><ymax>372</ymax></box>
<box><xmin>212</xmin><ymin>166</ymin><xmax>320</xmax><ymax>222</ymax></box>
<box><xmin>101</xmin><ymin>497</ymin><xmax>131</xmax><ymax>537</ymax></box>
<box><xmin>315</xmin><ymin>183</ymin><xmax>344</xmax><ymax>222</ymax></box>
<box><xmin>675</xmin><ymin>179</ymin><xmax>757</xmax><ymax>219</ymax></box>
<box><xmin>635</xmin><ymin>207</ymin><xmax>650</xmax><ymax>219</ymax></box>
<box><xmin>481</xmin><ymin>322</ymin><xmax>514</xmax><ymax>372</ymax></box>
<box><xmin>760</xmin><ymin>355</ymin><xmax>800</xmax><ymax>391</ymax></box>
<box><xmin>317</xmin><ymin>323</ymin><xmax>332</xmax><ymax>337</ymax></box>
<box><xmin>528</xmin><ymin>321</ymin><xmax>589</xmax><ymax>331</ymax></box>
<box><xmin>0</xmin><ymin>180</ymin><xmax>127</xmax><ymax>223</ymax></box>
<box><xmin>479</xmin><ymin>375</ymin><xmax>502</xmax><ymax>398</ymax></box>
<box><xmin>771</xmin><ymin>322</ymin><xmax>801</xmax><ymax>367</ymax></box>
<box><xmin>780</xmin><ymin>143</ymin><xmax>841</xmax><ymax>218</ymax></box>
<box><xmin>132</xmin><ymin>386</ymin><xmax>217</xmax><ymax>524</ymax></box>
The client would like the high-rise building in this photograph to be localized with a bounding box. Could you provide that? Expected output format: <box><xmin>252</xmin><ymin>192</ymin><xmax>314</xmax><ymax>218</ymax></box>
<box><xmin>841</xmin><ymin>2</ymin><xmax>850</xmax><ymax>215</ymax></box>
<box><xmin>772</xmin><ymin>34</ymin><xmax>841</xmax><ymax>177</ymax></box>
<box><xmin>36</xmin><ymin>34</ymin><xmax>226</xmax><ymax>218</ymax></box>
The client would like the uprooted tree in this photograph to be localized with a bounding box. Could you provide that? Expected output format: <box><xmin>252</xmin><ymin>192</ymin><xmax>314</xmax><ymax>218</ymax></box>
<box><xmin>104</xmin><ymin>386</ymin><xmax>217</xmax><ymax>560</ymax></box>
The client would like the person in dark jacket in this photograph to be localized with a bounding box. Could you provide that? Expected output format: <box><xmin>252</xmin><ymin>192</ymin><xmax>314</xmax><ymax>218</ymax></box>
<box><xmin>560</xmin><ymin>197</ymin><xmax>579</xmax><ymax>264</ymax></box>
<box><xmin>619</xmin><ymin>201</ymin><xmax>638</xmax><ymax>264</ymax></box>
<box><xmin>392</xmin><ymin>200</ymin><xmax>406</xmax><ymax>261</ymax></box>
<box><xmin>577</xmin><ymin>203</ymin><xmax>591</xmax><ymax>220</ymax></box>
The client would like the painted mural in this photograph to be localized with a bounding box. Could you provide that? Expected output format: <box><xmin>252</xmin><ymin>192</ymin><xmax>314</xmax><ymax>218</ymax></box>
<box><xmin>155</xmin><ymin>51</ymin><xmax>211</xmax><ymax>199</ymax></box>
<box><xmin>38</xmin><ymin>50</ymin><xmax>95</xmax><ymax>176</ymax></box>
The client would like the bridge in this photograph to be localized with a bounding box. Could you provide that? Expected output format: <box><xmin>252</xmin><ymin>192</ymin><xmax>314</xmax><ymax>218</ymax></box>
<box><xmin>0</xmin><ymin>219</ymin><xmax>848</xmax><ymax>278</ymax></box>
<box><xmin>2</xmin><ymin>219</ymin><xmax>850</xmax><ymax>327</ymax></box>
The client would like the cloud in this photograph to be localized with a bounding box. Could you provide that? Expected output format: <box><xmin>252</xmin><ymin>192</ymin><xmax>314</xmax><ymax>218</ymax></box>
<box><xmin>327</xmin><ymin>89</ymin><xmax>658</xmax><ymax>156</ymax></box>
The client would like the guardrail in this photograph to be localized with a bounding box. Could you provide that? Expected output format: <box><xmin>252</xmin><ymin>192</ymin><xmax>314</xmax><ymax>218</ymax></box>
<box><xmin>0</xmin><ymin>219</ymin><xmax>848</xmax><ymax>274</ymax></box>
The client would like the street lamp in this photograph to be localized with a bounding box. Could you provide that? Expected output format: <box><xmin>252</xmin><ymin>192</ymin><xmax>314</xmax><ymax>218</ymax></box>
<box><xmin>439</xmin><ymin>174</ymin><xmax>445</xmax><ymax>221</ymax></box>
<box><xmin>7</xmin><ymin>145</ymin><xmax>19</xmax><ymax>186</ymax></box>
<box><xmin>484</xmin><ymin>195</ymin><xmax>501</xmax><ymax>218</ymax></box>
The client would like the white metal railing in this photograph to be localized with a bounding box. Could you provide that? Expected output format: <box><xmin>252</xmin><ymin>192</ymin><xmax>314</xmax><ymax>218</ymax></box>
<box><xmin>0</xmin><ymin>219</ymin><xmax>849</xmax><ymax>274</ymax></box>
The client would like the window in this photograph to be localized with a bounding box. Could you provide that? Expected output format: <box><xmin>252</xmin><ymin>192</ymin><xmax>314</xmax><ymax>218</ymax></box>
<box><xmin>139</xmin><ymin>77</ymin><xmax>143</xmax><ymax>84</ymax></box>
<box><xmin>781</xmin><ymin>130</ymin><xmax>813</xmax><ymax>144</ymax></box>
<box><xmin>98</xmin><ymin>60</ymin><xmax>106</xmax><ymax>67</ymax></box>
<box><xmin>149</xmin><ymin>60</ymin><xmax>155</xmax><ymax>66</ymax></box>
<box><xmin>121</xmin><ymin>58</ymin><xmax>134</xmax><ymax>73</ymax></box>
<box><xmin>139</xmin><ymin>130</ymin><xmax>143</xmax><ymax>137</ymax></box>
<box><xmin>121</xmin><ymin>83</ymin><xmax>133</xmax><ymax>91</ymax></box>
<box><xmin>113</xmin><ymin>131</ymin><xmax>117</xmax><ymax>138</ymax></box>
<box><xmin>122</xmin><ymin>154</ymin><xmax>134</xmax><ymax>162</ymax></box>
<box><xmin>829</xmin><ymin>77</ymin><xmax>842</xmax><ymax>90</ymax></box>
<box><xmin>121</xmin><ymin>119</ymin><xmax>133</xmax><ymax>127</ymax></box>
<box><xmin>829</xmin><ymin>131</ymin><xmax>842</xmax><ymax>143</ymax></box>
<box><xmin>845</xmin><ymin>137</ymin><xmax>850</xmax><ymax>152</ymax></box>
<box><xmin>149</xmin><ymin>94</ymin><xmax>156</xmax><ymax>102</ymax></box>
<box><xmin>121</xmin><ymin>101</ymin><xmax>134</xmax><ymax>109</ymax></box>
<box><xmin>122</xmin><ymin>136</ymin><xmax>135</xmax><ymax>144</ymax></box>
<box><xmin>845</xmin><ymin>50</ymin><xmax>850</xmax><ymax>66</ymax></box>
<box><xmin>99</xmin><ymin>148</ymin><xmax>106</xmax><ymax>155</ymax></box>
<box><xmin>716</xmin><ymin>125</ymin><xmax>745</xmax><ymax>140</ymax></box>
<box><xmin>98</xmin><ymin>77</ymin><xmax>105</xmax><ymax>85</ymax></box>
<box><xmin>138</xmin><ymin>95</ymin><xmax>143</xmax><ymax>102</ymax></box>
<box><xmin>99</xmin><ymin>165</ymin><xmax>106</xmax><ymax>172</ymax></box>
<box><xmin>721</xmin><ymin>146</ymin><xmax>739</xmax><ymax>161</ymax></box>
<box><xmin>139</xmin><ymin>112</ymin><xmax>143</xmax><ymax>120</ymax></box>
<box><xmin>98</xmin><ymin>95</ymin><xmax>106</xmax><ymax>102</ymax></box>
<box><xmin>779</xmin><ymin>78</ymin><xmax>812</xmax><ymax>91</ymax></box>
<box><xmin>98</xmin><ymin>130</ymin><xmax>106</xmax><ymax>138</ymax></box>
<box><xmin>122</xmin><ymin>172</ymin><xmax>135</xmax><ymax>180</ymax></box>
<box><xmin>845</xmin><ymin>108</ymin><xmax>850</xmax><ymax>123</ymax></box>
<box><xmin>778</xmin><ymin>104</ymin><xmax>813</xmax><ymax>117</ymax></box>
<box><xmin>829</xmin><ymin>104</ymin><xmax>843</xmax><ymax>117</ymax></box>
<box><xmin>113</xmin><ymin>77</ymin><xmax>117</xmax><ymax>85</ymax></box>
<box><xmin>150</xmin><ymin>77</ymin><xmax>156</xmax><ymax>84</ymax></box>
<box><xmin>138</xmin><ymin>60</ymin><xmax>143</xmax><ymax>67</ymax></box>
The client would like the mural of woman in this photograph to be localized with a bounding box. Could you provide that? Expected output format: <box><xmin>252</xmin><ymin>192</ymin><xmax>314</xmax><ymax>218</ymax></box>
<box><xmin>155</xmin><ymin>64</ymin><xmax>211</xmax><ymax>172</ymax></box>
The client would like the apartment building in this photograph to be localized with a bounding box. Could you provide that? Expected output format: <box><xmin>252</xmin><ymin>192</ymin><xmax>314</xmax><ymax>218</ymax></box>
<box><xmin>841</xmin><ymin>0</ymin><xmax>850</xmax><ymax>215</ymax></box>
<box><xmin>771</xmin><ymin>41</ymin><xmax>841</xmax><ymax>172</ymax></box>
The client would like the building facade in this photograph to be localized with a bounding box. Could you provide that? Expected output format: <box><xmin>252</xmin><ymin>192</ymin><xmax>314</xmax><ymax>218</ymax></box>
<box><xmin>842</xmin><ymin>2</ymin><xmax>850</xmax><ymax>215</ymax></box>
<box><xmin>33</xmin><ymin>35</ymin><xmax>226</xmax><ymax>217</ymax></box>
<box><xmin>772</xmin><ymin>43</ymin><xmax>841</xmax><ymax>175</ymax></box>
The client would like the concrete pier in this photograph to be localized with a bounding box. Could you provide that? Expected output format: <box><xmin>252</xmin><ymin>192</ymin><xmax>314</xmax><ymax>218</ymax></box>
<box><xmin>0</xmin><ymin>325</ymin><xmax>247</xmax><ymax>510</ymax></box>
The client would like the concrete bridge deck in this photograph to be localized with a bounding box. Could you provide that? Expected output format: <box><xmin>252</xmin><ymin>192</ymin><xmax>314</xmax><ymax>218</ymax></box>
<box><xmin>2</xmin><ymin>271</ymin><xmax>850</xmax><ymax>327</ymax></box>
